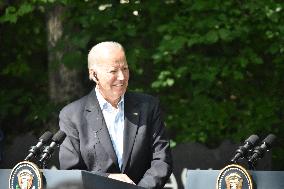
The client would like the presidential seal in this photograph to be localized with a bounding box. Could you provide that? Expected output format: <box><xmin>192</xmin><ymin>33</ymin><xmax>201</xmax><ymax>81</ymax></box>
<box><xmin>9</xmin><ymin>161</ymin><xmax>42</xmax><ymax>189</ymax></box>
<box><xmin>216</xmin><ymin>164</ymin><xmax>253</xmax><ymax>189</ymax></box>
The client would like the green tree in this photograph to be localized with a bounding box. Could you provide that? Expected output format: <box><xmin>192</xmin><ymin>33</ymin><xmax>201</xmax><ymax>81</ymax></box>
<box><xmin>0</xmin><ymin>0</ymin><xmax>283</xmax><ymax>169</ymax></box>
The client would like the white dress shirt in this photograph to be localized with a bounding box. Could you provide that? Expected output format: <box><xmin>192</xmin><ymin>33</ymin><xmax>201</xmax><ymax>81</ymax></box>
<box><xmin>95</xmin><ymin>87</ymin><xmax>124</xmax><ymax>169</ymax></box>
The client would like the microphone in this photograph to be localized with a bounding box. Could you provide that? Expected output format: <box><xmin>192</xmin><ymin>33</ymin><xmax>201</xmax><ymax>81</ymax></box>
<box><xmin>248</xmin><ymin>134</ymin><xmax>276</xmax><ymax>164</ymax></box>
<box><xmin>39</xmin><ymin>130</ymin><xmax>66</xmax><ymax>164</ymax></box>
<box><xmin>230</xmin><ymin>134</ymin><xmax>259</xmax><ymax>163</ymax></box>
<box><xmin>24</xmin><ymin>131</ymin><xmax>53</xmax><ymax>161</ymax></box>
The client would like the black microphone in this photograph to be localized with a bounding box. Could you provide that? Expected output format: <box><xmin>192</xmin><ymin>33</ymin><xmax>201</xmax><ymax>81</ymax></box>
<box><xmin>230</xmin><ymin>134</ymin><xmax>259</xmax><ymax>163</ymax></box>
<box><xmin>39</xmin><ymin>130</ymin><xmax>66</xmax><ymax>164</ymax></box>
<box><xmin>248</xmin><ymin>134</ymin><xmax>276</xmax><ymax>164</ymax></box>
<box><xmin>24</xmin><ymin>131</ymin><xmax>53</xmax><ymax>161</ymax></box>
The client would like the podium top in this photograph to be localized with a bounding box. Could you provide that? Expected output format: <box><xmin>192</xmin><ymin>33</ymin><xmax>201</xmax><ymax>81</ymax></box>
<box><xmin>0</xmin><ymin>169</ymin><xmax>145</xmax><ymax>189</ymax></box>
<box><xmin>185</xmin><ymin>169</ymin><xmax>284</xmax><ymax>189</ymax></box>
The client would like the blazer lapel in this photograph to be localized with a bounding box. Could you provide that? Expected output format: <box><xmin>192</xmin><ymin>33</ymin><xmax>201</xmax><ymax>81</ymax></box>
<box><xmin>121</xmin><ymin>92</ymin><xmax>140</xmax><ymax>172</ymax></box>
<box><xmin>84</xmin><ymin>88</ymin><xmax>119</xmax><ymax>169</ymax></box>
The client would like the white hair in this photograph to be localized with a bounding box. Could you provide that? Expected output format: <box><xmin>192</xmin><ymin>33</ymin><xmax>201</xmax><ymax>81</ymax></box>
<box><xmin>87</xmin><ymin>41</ymin><xmax>125</xmax><ymax>70</ymax></box>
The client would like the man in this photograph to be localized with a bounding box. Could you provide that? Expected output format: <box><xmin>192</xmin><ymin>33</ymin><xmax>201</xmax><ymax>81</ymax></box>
<box><xmin>59</xmin><ymin>41</ymin><xmax>172</xmax><ymax>189</ymax></box>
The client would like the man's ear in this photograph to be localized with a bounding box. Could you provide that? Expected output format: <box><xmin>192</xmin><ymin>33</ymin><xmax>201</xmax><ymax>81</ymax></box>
<box><xmin>89</xmin><ymin>69</ymin><xmax>99</xmax><ymax>84</ymax></box>
<box><xmin>93</xmin><ymin>72</ymin><xmax>99</xmax><ymax>82</ymax></box>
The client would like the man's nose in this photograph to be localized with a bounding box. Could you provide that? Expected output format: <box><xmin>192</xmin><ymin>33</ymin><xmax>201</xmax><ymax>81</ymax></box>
<box><xmin>117</xmin><ymin>70</ymin><xmax>125</xmax><ymax>80</ymax></box>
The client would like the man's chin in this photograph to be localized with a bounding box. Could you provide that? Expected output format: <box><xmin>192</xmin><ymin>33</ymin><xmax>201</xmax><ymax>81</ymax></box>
<box><xmin>116</xmin><ymin>91</ymin><xmax>126</xmax><ymax>97</ymax></box>
<box><xmin>114</xmin><ymin>88</ymin><xmax>127</xmax><ymax>94</ymax></box>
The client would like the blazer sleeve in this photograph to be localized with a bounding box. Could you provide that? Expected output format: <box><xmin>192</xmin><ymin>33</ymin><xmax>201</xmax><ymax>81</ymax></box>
<box><xmin>137</xmin><ymin>99</ymin><xmax>173</xmax><ymax>189</ymax></box>
<box><xmin>58</xmin><ymin>106</ymin><xmax>87</xmax><ymax>170</ymax></box>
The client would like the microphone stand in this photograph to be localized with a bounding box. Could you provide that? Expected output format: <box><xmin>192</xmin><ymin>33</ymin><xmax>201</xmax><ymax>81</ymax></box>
<box><xmin>248</xmin><ymin>160</ymin><xmax>256</xmax><ymax>170</ymax></box>
<box><xmin>41</xmin><ymin>160</ymin><xmax>48</xmax><ymax>169</ymax></box>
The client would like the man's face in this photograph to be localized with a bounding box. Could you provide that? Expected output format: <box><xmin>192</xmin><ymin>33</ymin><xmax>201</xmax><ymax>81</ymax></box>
<box><xmin>92</xmin><ymin>48</ymin><xmax>129</xmax><ymax>104</ymax></box>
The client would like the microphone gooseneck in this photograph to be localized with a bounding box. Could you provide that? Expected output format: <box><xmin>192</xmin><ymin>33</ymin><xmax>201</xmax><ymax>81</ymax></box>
<box><xmin>24</xmin><ymin>131</ymin><xmax>53</xmax><ymax>161</ymax></box>
<box><xmin>248</xmin><ymin>134</ymin><xmax>276</xmax><ymax>164</ymax></box>
<box><xmin>230</xmin><ymin>134</ymin><xmax>259</xmax><ymax>163</ymax></box>
<box><xmin>39</xmin><ymin>130</ymin><xmax>66</xmax><ymax>166</ymax></box>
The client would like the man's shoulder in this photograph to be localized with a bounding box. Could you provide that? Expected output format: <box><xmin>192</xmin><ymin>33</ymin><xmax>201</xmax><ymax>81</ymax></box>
<box><xmin>60</xmin><ymin>94</ymin><xmax>89</xmax><ymax>114</ymax></box>
<box><xmin>126</xmin><ymin>91</ymin><xmax>159</xmax><ymax>104</ymax></box>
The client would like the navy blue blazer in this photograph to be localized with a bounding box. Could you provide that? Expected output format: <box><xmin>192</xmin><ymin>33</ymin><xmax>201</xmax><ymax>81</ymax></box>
<box><xmin>59</xmin><ymin>88</ymin><xmax>172</xmax><ymax>189</ymax></box>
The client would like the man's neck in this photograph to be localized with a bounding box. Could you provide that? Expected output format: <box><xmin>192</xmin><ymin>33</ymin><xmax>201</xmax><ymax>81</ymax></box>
<box><xmin>96</xmin><ymin>87</ymin><xmax>121</xmax><ymax>109</ymax></box>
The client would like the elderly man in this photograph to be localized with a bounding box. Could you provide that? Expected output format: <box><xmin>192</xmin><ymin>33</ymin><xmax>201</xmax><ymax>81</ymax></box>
<box><xmin>59</xmin><ymin>41</ymin><xmax>172</xmax><ymax>189</ymax></box>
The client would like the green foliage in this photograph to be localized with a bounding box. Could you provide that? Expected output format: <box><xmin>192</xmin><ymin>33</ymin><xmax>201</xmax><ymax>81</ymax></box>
<box><xmin>0</xmin><ymin>1</ymin><xmax>51</xmax><ymax>136</ymax></box>
<box><xmin>0</xmin><ymin>3</ymin><xmax>34</xmax><ymax>23</ymax></box>
<box><xmin>0</xmin><ymin>0</ymin><xmax>283</xmax><ymax>169</ymax></box>
<box><xmin>150</xmin><ymin>0</ymin><xmax>284</xmax><ymax>147</ymax></box>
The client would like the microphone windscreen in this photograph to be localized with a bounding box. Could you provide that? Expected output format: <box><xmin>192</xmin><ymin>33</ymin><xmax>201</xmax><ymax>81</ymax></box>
<box><xmin>262</xmin><ymin>134</ymin><xmax>276</xmax><ymax>148</ymax></box>
<box><xmin>39</xmin><ymin>131</ymin><xmax>53</xmax><ymax>143</ymax></box>
<box><xmin>52</xmin><ymin>130</ymin><xmax>66</xmax><ymax>144</ymax></box>
<box><xmin>245</xmin><ymin>134</ymin><xmax>259</xmax><ymax>145</ymax></box>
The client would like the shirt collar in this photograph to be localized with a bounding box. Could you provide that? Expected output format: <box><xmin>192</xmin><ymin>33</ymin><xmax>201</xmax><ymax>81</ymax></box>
<box><xmin>95</xmin><ymin>87</ymin><xmax>124</xmax><ymax>110</ymax></box>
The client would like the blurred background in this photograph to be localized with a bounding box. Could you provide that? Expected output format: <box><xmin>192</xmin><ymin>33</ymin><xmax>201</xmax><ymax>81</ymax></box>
<box><xmin>0</xmin><ymin>0</ymin><xmax>283</xmax><ymax>185</ymax></box>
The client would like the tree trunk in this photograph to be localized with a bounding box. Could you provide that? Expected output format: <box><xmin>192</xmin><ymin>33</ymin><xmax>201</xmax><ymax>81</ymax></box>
<box><xmin>46</xmin><ymin>5</ymin><xmax>84</xmax><ymax>131</ymax></box>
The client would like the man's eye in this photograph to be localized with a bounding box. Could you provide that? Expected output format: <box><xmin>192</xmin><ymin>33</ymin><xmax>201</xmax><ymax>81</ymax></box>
<box><xmin>109</xmin><ymin>70</ymin><xmax>117</xmax><ymax>73</ymax></box>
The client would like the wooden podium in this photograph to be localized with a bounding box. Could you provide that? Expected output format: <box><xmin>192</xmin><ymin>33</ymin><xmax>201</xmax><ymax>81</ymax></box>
<box><xmin>185</xmin><ymin>169</ymin><xmax>284</xmax><ymax>189</ymax></box>
<box><xmin>0</xmin><ymin>169</ymin><xmax>145</xmax><ymax>189</ymax></box>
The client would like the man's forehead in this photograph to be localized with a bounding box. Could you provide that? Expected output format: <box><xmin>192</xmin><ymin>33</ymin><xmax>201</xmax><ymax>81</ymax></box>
<box><xmin>100</xmin><ymin>46</ymin><xmax>124</xmax><ymax>56</ymax></box>
<box><xmin>99</xmin><ymin>62</ymin><xmax>128</xmax><ymax>69</ymax></box>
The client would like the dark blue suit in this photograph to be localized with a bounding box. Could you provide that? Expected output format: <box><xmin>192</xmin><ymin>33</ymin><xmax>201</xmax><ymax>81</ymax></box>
<box><xmin>59</xmin><ymin>88</ymin><xmax>172</xmax><ymax>189</ymax></box>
